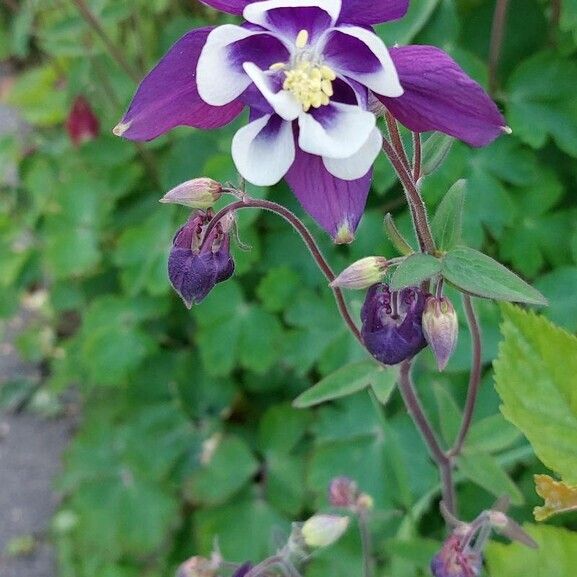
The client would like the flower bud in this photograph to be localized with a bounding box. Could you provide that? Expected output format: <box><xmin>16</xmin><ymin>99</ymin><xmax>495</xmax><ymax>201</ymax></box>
<box><xmin>168</xmin><ymin>211</ymin><xmax>235</xmax><ymax>308</ymax></box>
<box><xmin>328</xmin><ymin>477</ymin><xmax>359</xmax><ymax>508</ymax></box>
<box><xmin>66</xmin><ymin>96</ymin><xmax>100</xmax><ymax>146</ymax></box>
<box><xmin>361</xmin><ymin>284</ymin><xmax>427</xmax><ymax>365</ymax></box>
<box><xmin>330</xmin><ymin>257</ymin><xmax>388</xmax><ymax>290</ymax></box>
<box><xmin>177</xmin><ymin>553</ymin><xmax>221</xmax><ymax>577</ymax></box>
<box><xmin>422</xmin><ymin>296</ymin><xmax>458</xmax><ymax>371</ymax></box>
<box><xmin>430</xmin><ymin>531</ymin><xmax>482</xmax><ymax>577</ymax></box>
<box><xmin>301</xmin><ymin>514</ymin><xmax>349</xmax><ymax>548</ymax></box>
<box><xmin>160</xmin><ymin>178</ymin><xmax>223</xmax><ymax>210</ymax></box>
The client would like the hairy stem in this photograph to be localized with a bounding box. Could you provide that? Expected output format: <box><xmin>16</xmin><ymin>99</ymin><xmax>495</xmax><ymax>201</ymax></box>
<box><xmin>381</xmin><ymin>137</ymin><xmax>436</xmax><ymax>254</ymax></box>
<box><xmin>73</xmin><ymin>0</ymin><xmax>140</xmax><ymax>83</ymax></box>
<box><xmin>358</xmin><ymin>509</ymin><xmax>374</xmax><ymax>577</ymax></box>
<box><xmin>489</xmin><ymin>0</ymin><xmax>510</xmax><ymax>94</ymax></box>
<box><xmin>398</xmin><ymin>360</ymin><xmax>456</xmax><ymax>515</ymax></box>
<box><xmin>412</xmin><ymin>132</ymin><xmax>422</xmax><ymax>182</ymax></box>
<box><xmin>449</xmin><ymin>295</ymin><xmax>483</xmax><ymax>457</ymax></box>
<box><xmin>203</xmin><ymin>197</ymin><xmax>363</xmax><ymax>345</ymax></box>
<box><xmin>385</xmin><ymin>112</ymin><xmax>411</xmax><ymax>172</ymax></box>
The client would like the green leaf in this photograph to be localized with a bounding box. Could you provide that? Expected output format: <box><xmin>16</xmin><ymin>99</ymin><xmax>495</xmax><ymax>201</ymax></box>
<box><xmin>186</xmin><ymin>436</ymin><xmax>259</xmax><ymax>506</ymax></box>
<box><xmin>293</xmin><ymin>360</ymin><xmax>391</xmax><ymax>408</ymax></box>
<box><xmin>507</xmin><ymin>51</ymin><xmax>577</xmax><ymax>156</ymax></box>
<box><xmin>487</xmin><ymin>525</ymin><xmax>577</xmax><ymax>577</ymax></box>
<box><xmin>420</xmin><ymin>133</ymin><xmax>454</xmax><ymax>176</ymax></box>
<box><xmin>494</xmin><ymin>305</ymin><xmax>577</xmax><ymax>484</ymax></box>
<box><xmin>390</xmin><ymin>253</ymin><xmax>442</xmax><ymax>290</ymax></box>
<box><xmin>441</xmin><ymin>246</ymin><xmax>547</xmax><ymax>305</ymax></box>
<box><xmin>256</xmin><ymin>266</ymin><xmax>300</xmax><ymax>313</ymax></box>
<box><xmin>465</xmin><ymin>414</ymin><xmax>522</xmax><ymax>454</ymax></box>
<box><xmin>457</xmin><ymin>450</ymin><xmax>524</xmax><ymax>505</ymax></box>
<box><xmin>431</xmin><ymin>179</ymin><xmax>466</xmax><ymax>250</ymax></box>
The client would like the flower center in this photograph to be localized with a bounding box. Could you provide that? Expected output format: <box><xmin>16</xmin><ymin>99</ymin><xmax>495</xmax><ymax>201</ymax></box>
<box><xmin>271</xmin><ymin>29</ymin><xmax>336</xmax><ymax>113</ymax></box>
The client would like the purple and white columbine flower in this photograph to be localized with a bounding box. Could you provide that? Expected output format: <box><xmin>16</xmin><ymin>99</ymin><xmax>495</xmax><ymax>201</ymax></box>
<box><xmin>115</xmin><ymin>0</ymin><xmax>506</xmax><ymax>242</ymax></box>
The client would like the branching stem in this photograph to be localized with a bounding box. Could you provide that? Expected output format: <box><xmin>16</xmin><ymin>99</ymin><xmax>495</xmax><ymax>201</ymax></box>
<box><xmin>203</xmin><ymin>196</ymin><xmax>363</xmax><ymax>345</ymax></box>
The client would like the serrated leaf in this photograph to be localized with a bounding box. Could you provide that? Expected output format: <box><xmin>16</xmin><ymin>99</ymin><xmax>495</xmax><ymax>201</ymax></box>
<box><xmin>458</xmin><ymin>450</ymin><xmax>524</xmax><ymax>505</ymax></box>
<box><xmin>494</xmin><ymin>305</ymin><xmax>577</xmax><ymax>484</ymax></box>
<box><xmin>487</xmin><ymin>525</ymin><xmax>577</xmax><ymax>577</ymax></box>
<box><xmin>431</xmin><ymin>179</ymin><xmax>466</xmax><ymax>250</ymax></box>
<box><xmin>390</xmin><ymin>253</ymin><xmax>442</xmax><ymax>290</ymax></box>
<box><xmin>293</xmin><ymin>360</ymin><xmax>390</xmax><ymax>408</ymax></box>
<box><xmin>442</xmin><ymin>246</ymin><xmax>547</xmax><ymax>305</ymax></box>
<box><xmin>507</xmin><ymin>51</ymin><xmax>577</xmax><ymax>156</ymax></box>
<box><xmin>186</xmin><ymin>436</ymin><xmax>258</xmax><ymax>506</ymax></box>
<box><xmin>534</xmin><ymin>474</ymin><xmax>577</xmax><ymax>521</ymax></box>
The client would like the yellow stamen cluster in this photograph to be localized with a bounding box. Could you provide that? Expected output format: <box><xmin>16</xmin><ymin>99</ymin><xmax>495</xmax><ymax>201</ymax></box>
<box><xmin>271</xmin><ymin>28</ymin><xmax>337</xmax><ymax>112</ymax></box>
<box><xmin>283</xmin><ymin>62</ymin><xmax>336</xmax><ymax>112</ymax></box>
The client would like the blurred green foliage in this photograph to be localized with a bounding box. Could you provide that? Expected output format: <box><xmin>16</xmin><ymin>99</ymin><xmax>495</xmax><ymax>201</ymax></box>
<box><xmin>1</xmin><ymin>0</ymin><xmax>577</xmax><ymax>576</ymax></box>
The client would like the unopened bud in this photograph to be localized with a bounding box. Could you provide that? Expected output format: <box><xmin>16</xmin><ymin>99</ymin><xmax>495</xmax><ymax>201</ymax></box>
<box><xmin>329</xmin><ymin>477</ymin><xmax>359</xmax><ymax>508</ymax></box>
<box><xmin>160</xmin><ymin>178</ymin><xmax>223</xmax><ymax>209</ymax></box>
<box><xmin>66</xmin><ymin>96</ymin><xmax>100</xmax><ymax>146</ymax></box>
<box><xmin>177</xmin><ymin>553</ymin><xmax>221</xmax><ymax>577</ymax></box>
<box><xmin>356</xmin><ymin>493</ymin><xmax>374</xmax><ymax>511</ymax></box>
<box><xmin>330</xmin><ymin>257</ymin><xmax>388</xmax><ymax>290</ymax></box>
<box><xmin>301</xmin><ymin>514</ymin><xmax>349</xmax><ymax>548</ymax></box>
<box><xmin>422</xmin><ymin>296</ymin><xmax>458</xmax><ymax>371</ymax></box>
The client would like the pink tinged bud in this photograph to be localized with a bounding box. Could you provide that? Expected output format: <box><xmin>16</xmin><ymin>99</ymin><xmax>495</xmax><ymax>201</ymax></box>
<box><xmin>301</xmin><ymin>514</ymin><xmax>350</xmax><ymax>548</ymax></box>
<box><xmin>330</xmin><ymin>257</ymin><xmax>388</xmax><ymax>290</ymax></box>
<box><xmin>430</xmin><ymin>533</ymin><xmax>482</xmax><ymax>577</ymax></box>
<box><xmin>177</xmin><ymin>553</ymin><xmax>221</xmax><ymax>577</ymax></box>
<box><xmin>66</xmin><ymin>96</ymin><xmax>100</xmax><ymax>146</ymax></box>
<box><xmin>328</xmin><ymin>477</ymin><xmax>359</xmax><ymax>508</ymax></box>
<box><xmin>422</xmin><ymin>296</ymin><xmax>458</xmax><ymax>371</ymax></box>
<box><xmin>160</xmin><ymin>178</ymin><xmax>223</xmax><ymax>209</ymax></box>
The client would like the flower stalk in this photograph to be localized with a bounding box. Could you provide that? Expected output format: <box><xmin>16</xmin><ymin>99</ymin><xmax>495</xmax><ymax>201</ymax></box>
<box><xmin>202</xmin><ymin>194</ymin><xmax>363</xmax><ymax>345</ymax></box>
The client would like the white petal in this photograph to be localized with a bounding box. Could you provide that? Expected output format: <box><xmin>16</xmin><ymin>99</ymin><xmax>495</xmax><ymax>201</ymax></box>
<box><xmin>298</xmin><ymin>102</ymin><xmax>376</xmax><ymax>159</ymax></box>
<box><xmin>197</xmin><ymin>25</ymin><xmax>258</xmax><ymax>106</ymax></box>
<box><xmin>232</xmin><ymin>114</ymin><xmax>295</xmax><ymax>186</ymax></box>
<box><xmin>243</xmin><ymin>62</ymin><xmax>301</xmax><ymax>121</ymax></box>
<box><xmin>320</xmin><ymin>25</ymin><xmax>403</xmax><ymax>97</ymax></box>
<box><xmin>323</xmin><ymin>127</ymin><xmax>382</xmax><ymax>180</ymax></box>
<box><xmin>244</xmin><ymin>0</ymin><xmax>341</xmax><ymax>28</ymax></box>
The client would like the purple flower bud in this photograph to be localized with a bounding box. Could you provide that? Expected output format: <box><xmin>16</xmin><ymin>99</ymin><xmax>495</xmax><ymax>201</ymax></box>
<box><xmin>361</xmin><ymin>284</ymin><xmax>427</xmax><ymax>365</ymax></box>
<box><xmin>66</xmin><ymin>96</ymin><xmax>100</xmax><ymax>146</ymax></box>
<box><xmin>430</xmin><ymin>532</ymin><xmax>482</xmax><ymax>577</ymax></box>
<box><xmin>231</xmin><ymin>563</ymin><xmax>253</xmax><ymax>577</ymax></box>
<box><xmin>168</xmin><ymin>211</ymin><xmax>234</xmax><ymax>308</ymax></box>
<box><xmin>422</xmin><ymin>296</ymin><xmax>459</xmax><ymax>371</ymax></box>
<box><xmin>328</xmin><ymin>477</ymin><xmax>359</xmax><ymax>508</ymax></box>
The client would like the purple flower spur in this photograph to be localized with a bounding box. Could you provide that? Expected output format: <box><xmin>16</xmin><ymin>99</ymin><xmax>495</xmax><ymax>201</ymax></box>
<box><xmin>116</xmin><ymin>0</ymin><xmax>506</xmax><ymax>241</ymax></box>
<box><xmin>361</xmin><ymin>283</ymin><xmax>427</xmax><ymax>365</ymax></box>
<box><xmin>168</xmin><ymin>211</ymin><xmax>235</xmax><ymax>308</ymax></box>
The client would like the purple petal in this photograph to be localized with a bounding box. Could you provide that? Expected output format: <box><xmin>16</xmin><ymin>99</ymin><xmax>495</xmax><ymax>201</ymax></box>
<box><xmin>199</xmin><ymin>0</ymin><xmax>250</xmax><ymax>14</ymax></box>
<box><xmin>338</xmin><ymin>0</ymin><xmax>409</xmax><ymax>25</ymax></box>
<box><xmin>257</xmin><ymin>5</ymin><xmax>333</xmax><ymax>43</ymax></box>
<box><xmin>115</xmin><ymin>27</ymin><xmax>243</xmax><ymax>141</ymax></box>
<box><xmin>285</xmin><ymin>146</ymin><xmax>371</xmax><ymax>242</ymax></box>
<box><xmin>377</xmin><ymin>45</ymin><xmax>507</xmax><ymax>147</ymax></box>
<box><xmin>321</xmin><ymin>25</ymin><xmax>402</xmax><ymax>97</ymax></box>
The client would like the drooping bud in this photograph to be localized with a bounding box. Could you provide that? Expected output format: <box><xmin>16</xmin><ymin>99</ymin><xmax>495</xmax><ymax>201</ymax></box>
<box><xmin>160</xmin><ymin>178</ymin><xmax>223</xmax><ymax>210</ymax></box>
<box><xmin>431</xmin><ymin>500</ymin><xmax>537</xmax><ymax>577</ymax></box>
<box><xmin>330</xmin><ymin>257</ymin><xmax>388</xmax><ymax>290</ymax></box>
<box><xmin>301</xmin><ymin>514</ymin><xmax>349</xmax><ymax>548</ymax></box>
<box><xmin>328</xmin><ymin>477</ymin><xmax>359</xmax><ymax>508</ymax></box>
<box><xmin>430</xmin><ymin>529</ymin><xmax>482</xmax><ymax>577</ymax></box>
<box><xmin>168</xmin><ymin>211</ymin><xmax>235</xmax><ymax>308</ymax></box>
<box><xmin>361</xmin><ymin>284</ymin><xmax>427</xmax><ymax>365</ymax></box>
<box><xmin>422</xmin><ymin>296</ymin><xmax>458</xmax><ymax>371</ymax></box>
<box><xmin>66</xmin><ymin>96</ymin><xmax>100</xmax><ymax>146</ymax></box>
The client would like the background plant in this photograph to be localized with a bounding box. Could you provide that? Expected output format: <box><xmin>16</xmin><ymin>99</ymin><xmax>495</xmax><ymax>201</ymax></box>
<box><xmin>2</xmin><ymin>1</ymin><xmax>577</xmax><ymax>576</ymax></box>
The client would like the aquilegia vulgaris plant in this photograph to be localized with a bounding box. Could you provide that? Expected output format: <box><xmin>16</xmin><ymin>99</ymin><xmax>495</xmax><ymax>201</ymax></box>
<box><xmin>115</xmin><ymin>0</ymin><xmax>549</xmax><ymax>575</ymax></box>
